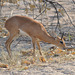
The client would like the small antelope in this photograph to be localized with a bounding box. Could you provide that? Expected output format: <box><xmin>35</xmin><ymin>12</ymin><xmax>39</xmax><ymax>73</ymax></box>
<box><xmin>5</xmin><ymin>16</ymin><xmax>66</xmax><ymax>57</ymax></box>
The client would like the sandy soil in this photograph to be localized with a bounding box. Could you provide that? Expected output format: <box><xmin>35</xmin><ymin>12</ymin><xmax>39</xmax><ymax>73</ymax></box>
<box><xmin>0</xmin><ymin>60</ymin><xmax>75</xmax><ymax>75</ymax></box>
<box><xmin>0</xmin><ymin>0</ymin><xmax>75</xmax><ymax>75</ymax></box>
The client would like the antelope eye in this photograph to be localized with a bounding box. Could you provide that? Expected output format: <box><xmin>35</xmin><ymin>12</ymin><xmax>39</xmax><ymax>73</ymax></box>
<box><xmin>60</xmin><ymin>41</ymin><xmax>63</xmax><ymax>44</ymax></box>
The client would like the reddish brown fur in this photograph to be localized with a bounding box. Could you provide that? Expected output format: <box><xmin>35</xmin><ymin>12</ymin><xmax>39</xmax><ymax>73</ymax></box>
<box><xmin>5</xmin><ymin>16</ymin><xmax>66</xmax><ymax>57</ymax></box>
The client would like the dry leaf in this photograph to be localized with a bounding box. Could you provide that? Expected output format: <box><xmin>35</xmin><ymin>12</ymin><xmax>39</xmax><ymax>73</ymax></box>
<box><xmin>21</xmin><ymin>50</ymin><xmax>33</xmax><ymax>56</ymax></box>
<box><xmin>47</xmin><ymin>8</ymin><xmax>51</xmax><ymax>10</ymax></box>
<box><xmin>71</xmin><ymin>52</ymin><xmax>75</xmax><ymax>55</ymax></box>
<box><xmin>30</xmin><ymin>58</ymin><xmax>35</xmax><ymax>64</ymax></box>
<box><xmin>55</xmin><ymin>48</ymin><xmax>63</xmax><ymax>54</ymax></box>
<box><xmin>39</xmin><ymin>56</ymin><xmax>46</xmax><ymax>62</ymax></box>
<box><xmin>23</xmin><ymin>66</ymin><xmax>28</xmax><ymax>70</ymax></box>
<box><xmin>49</xmin><ymin>57</ymin><xmax>53</xmax><ymax>61</ymax></box>
<box><xmin>50</xmin><ymin>51</ymin><xmax>55</xmax><ymax>54</ymax></box>
<box><xmin>21</xmin><ymin>60</ymin><xmax>31</xmax><ymax>65</ymax></box>
<box><xmin>0</xmin><ymin>63</ymin><xmax>8</xmax><ymax>68</ymax></box>
<box><xmin>58</xmin><ymin>9</ymin><xmax>64</xmax><ymax>16</ymax></box>
<box><xmin>29</xmin><ymin>4</ymin><xmax>35</xmax><ymax>9</ymax></box>
<box><xmin>67</xmin><ymin>48</ymin><xmax>73</xmax><ymax>51</ymax></box>
<box><xmin>29</xmin><ymin>4</ymin><xmax>35</xmax><ymax>11</ymax></box>
<box><xmin>2</xmin><ymin>18</ymin><xmax>6</xmax><ymax>21</ymax></box>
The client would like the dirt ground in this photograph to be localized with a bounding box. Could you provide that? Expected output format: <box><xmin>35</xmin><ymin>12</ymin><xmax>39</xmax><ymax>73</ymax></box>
<box><xmin>0</xmin><ymin>0</ymin><xmax>75</xmax><ymax>75</ymax></box>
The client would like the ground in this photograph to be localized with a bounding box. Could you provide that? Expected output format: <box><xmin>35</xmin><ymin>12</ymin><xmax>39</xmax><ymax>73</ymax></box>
<box><xmin>0</xmin><ymin>0</ymin><xmax>75</xmax><ymax>75</ymax></box>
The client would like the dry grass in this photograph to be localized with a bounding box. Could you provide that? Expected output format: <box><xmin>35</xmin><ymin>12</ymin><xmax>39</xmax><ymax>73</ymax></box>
<box><xmin>0</xmin><ymin>45</ymin><xmax>75</xmax><ymax>71</ymax></box>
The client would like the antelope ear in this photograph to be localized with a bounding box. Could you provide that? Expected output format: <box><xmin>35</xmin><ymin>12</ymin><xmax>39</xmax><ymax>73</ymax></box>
<box><xmin>49</xmin><ymin>31</ymin><xmax>57</xmax><ymax>38</ymax></box>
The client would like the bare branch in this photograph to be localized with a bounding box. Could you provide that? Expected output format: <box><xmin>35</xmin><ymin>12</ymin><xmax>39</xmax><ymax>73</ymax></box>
<box><xmin>72</xmin><ymin>0</ymin><xmax>75</xmax><ymax>4</ymax></box>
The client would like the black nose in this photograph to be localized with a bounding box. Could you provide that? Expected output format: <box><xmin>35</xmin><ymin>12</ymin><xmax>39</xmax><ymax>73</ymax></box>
<box><xmin>60</xmin><ymin>41</ymin><xmax>63</xmax><ymax>44</ymax></box>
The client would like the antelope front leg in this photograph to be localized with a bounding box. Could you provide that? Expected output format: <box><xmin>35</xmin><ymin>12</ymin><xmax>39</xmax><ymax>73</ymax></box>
<box><xmin>32</xmin><ymin>38</ymin><xmax>36</xmax><ymax>57</ymax></box>
<box><xmin>36</xmin><ymin>41</ymin><xmax>46</xmax><ymax>62</ymax></box>
<box><xmin>36</xmin><ymin>41</ymin><xmax>42</xmax><ymax>56</ymax></box>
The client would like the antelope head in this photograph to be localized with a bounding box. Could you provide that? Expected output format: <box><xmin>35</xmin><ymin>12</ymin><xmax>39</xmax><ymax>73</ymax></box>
<box><xmin>50</xmin><ymin>31</ymin><xmax>66</xmax><ymax>50</ymax></box>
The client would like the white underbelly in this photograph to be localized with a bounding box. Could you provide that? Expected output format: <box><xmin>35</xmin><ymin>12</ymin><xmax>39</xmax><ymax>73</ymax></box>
<box><xmin>19</xmin><ymin>29</ymin><xmax>30</xmax><ymax>36</ymax></box>
<box><xmin>19</xmin><ymin>29</ymin><xmax>40</xmax><ymax>41</ymax></box>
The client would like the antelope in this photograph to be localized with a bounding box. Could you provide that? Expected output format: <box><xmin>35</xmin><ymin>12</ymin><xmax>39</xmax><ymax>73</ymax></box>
<box><xmin>5</xmin><ymin>15</ymin><xmax>66</xmax><ymax>57</ymax></box>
